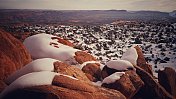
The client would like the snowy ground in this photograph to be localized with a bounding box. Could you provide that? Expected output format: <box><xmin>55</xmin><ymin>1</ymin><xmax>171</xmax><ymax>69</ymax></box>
<box><xmin>4</xmin><ymin>21</ymin><xmax>176</xmax><ymax>77</ymax></box>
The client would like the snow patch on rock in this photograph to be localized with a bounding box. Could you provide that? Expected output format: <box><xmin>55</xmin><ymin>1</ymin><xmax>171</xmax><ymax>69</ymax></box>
<box><xmin>102</xmin><ymin>72</ymin><xmax>125</xmax><ymax>84</ymax></box>
<box><xmin>5</xmin><ymin>58</ymin><xmax>58</xmax><ymax>85</ymax></box>
<box><xmin>121</xmin><ymin>47</ymin><xmax>138</xmax><ymax>65</ymax></box>
<box><xmin>0</xmin><ymin>71</ymin><xmax>58</xmax><ymax>98</ymax></box>
<box><xmin>77</xmin><ymin>61</ymin><xmax>100</xmax><ymax>69</ymax></box>
<box><xmin>92</xmin><ymin>81</ymin><xmax>102</xmax><ymax>86</ymax></box>
<box><xmin>1</xmin><ymin>71</ymin><xmax>79</xmax><ymax>98</ymax></box>
<box><xmin>60</xmin><ymin>74</ymin><xmax>79</xmax><ymax>80</ymax></box>
<box><xmin>106</xmin><ymin>60</ymin><xmax>134</xmax><ymax>70</ymax></box>
<box><xmin>23</xmin><ymin>33</ymin><xmax>79</xmax><ymax>65</ymax></box>
<box><xmin>100</xmin><ymin>63</ymin><xmax>105</xmax><ymax>70</ymax></box>
<box><xmin>159</xmin><ymin>68</ymin><xmax>165</xmax><ymax>71</ymax></box>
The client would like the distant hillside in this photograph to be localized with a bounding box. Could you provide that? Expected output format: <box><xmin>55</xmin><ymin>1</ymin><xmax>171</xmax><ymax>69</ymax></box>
<box><xmin>169</xmin><ymin>10</ymin><xmax>176</xmax><ymax>18</ymax></box>
<box><xmin>0</xmin><ymin>9</ymin><xmax>175</xmax><ymax>25</ymax></box>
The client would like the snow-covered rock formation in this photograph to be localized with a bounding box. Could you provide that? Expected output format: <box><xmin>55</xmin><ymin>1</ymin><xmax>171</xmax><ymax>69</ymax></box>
<box><xmin>5</xmin><ymin>58</ymin><xmax>58</xmax><ymax>85</ymax></box>
<box><xmin>106</xmin><ymin>60</ymin><xmax>134</xmax><ymax>71</ymax></box>
<box><xmin>23</xmin><ymin>33</ymin><xmax>79</xmax><ymax>65</ymax></box>
<box><xmin>121</xmin><ymin>46</ymin><xmax>138</xmax><ymax>65</ymax></box>
<box><xmin>0</xmin><ymin>71</ymin><xmax>58</xmax><ymax>98</ymax></box>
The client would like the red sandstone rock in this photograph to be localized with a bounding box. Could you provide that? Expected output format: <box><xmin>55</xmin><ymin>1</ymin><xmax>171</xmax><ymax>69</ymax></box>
<box><xmin>133</xmin><ymin>65</ymin><xmax>174</xmax><ymax>99</ymax></box>
<box><xmin>82</xmin><ymin>63</ymin><xmax>102</xmax><ymax>82</ymax></box>
<box><xmin>74</xmin><ymin>51</ymin><xmax>101</xmax><ymax>81</ymax></box>
<box><xmin>102</xmin><ymin>74</ymin><xmax>135</xmax><ymax>99</ymax></box>
<box><xmin>101</xmin><ymin>65</ymin><xmax>118</xmax><ymax>79</ymax></box>
<box><xmin>51</xmin><ymin>36</ymin><xmax>74</xmax><ymax>47</ymax></box>
<box><xmin>0</xmin><ymin>29</ymin><xmax>32</xmax><ymax>81</ymax></box>
<box><xmin>52</xmin><ymin>75</ymin><xmax>96</xmax><ymax>92</ymax></box>
<box><xmin>3</xmin><ymin>75</ymin><xmax>126</xmax><ymax>99</ymax></box>
<box><xmin>0</xmin><ymin>51</ymin><xmax>16</xmax><ymax>81</ymax></box>
<box><xmin>158</xmin><ymin>67</ymin><xmax>176</xmax><ymax>98</ymax></box>
<box><xmin>125</xmin><ymin>70</ymin><xmax>144</xmax><ymax>98</ymax></box>
<box><xmin>53</xmin><ymin>61</ymin><xmax>90</xmax><ymax>82</ymax></box>
<box><xmin>102</xmin><ymin>70</ymin><xmax>144</xmax><ymax>99</ymax></box>
<box><xmin>134</xmin><ymin>46</ymin><xmax>153</xmax><ymax>75</ymax></box>
<box><xmin>74</xmin><ymin>51</ymin><xmax>97</xmax><ymax>64</ymax></box>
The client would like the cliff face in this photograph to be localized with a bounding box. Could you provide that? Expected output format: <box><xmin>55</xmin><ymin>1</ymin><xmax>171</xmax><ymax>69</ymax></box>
<box><xmin>0</xmin><ymin>31</ymin><xmax>175</xmax><ymax>99</ymax></box>
<box><xmin>0</xmin><ymin>29</ymin><xmax>32</xmax><ymax>92</ymax></box>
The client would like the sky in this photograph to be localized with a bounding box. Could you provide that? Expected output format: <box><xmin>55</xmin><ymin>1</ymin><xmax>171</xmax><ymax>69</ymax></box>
<box><xmin>0</xmin><ymin>0</ymin><xmax>176</xmax><ymax>12</ymax></box>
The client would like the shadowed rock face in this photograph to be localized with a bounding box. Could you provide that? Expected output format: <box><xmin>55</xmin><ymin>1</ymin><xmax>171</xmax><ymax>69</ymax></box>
<box><xmin>125</xmin><ymin>70</ymin><xmax>144</xmax><ymax>95</ymax></box>
<box><xmin>102</xmin><ymin>74</ymin><xmax>135</xmax><ymax>98</ymax></box>
<box><xmin>3</xmin><ymin>75</ymin><xmax>126</xmax><ymax>99</ymax></box>
<box><xmin>133</xmin><ymin>65</ymin><xmax>174</xmax><ymax>99</ymax></box>
<box><xmin>101</xmin><ymin>65</ymin><xmax>119</xmax><ymax>79</ymax></box>
<box><xmin>158</xmin><ymin>67</ymin><xmax>176</xmax><ymax>98</ymax></box>
<box><xmin>0</xmin><ymin>81</ymin><xmax>7</xmax><ymax>93</ymax></box>
<box><xmin>0</xmin><ymin>29</ymin><xmax>31</xmax><ymax>92</ymax></box>
<box><xmin>74</xmin><ymin>51</ymin><xmax>101</xmax><ymax>82</ymax></box>
<box><xmin>101</xmin><ymin>65</ymin><xmax>134</xmax><ymax>79</ymax></box>
<box><xmin>82</xmin><ymin>63</ymin><xmax>102</xmax><ymax>82</ymax></box>
<box><xmin>102</xmin><ymin>70</ymin><xmax>144</xmax><ymax>99</ymax></box>
<box><xmin>134</xmin><ymin>46</ymin><xmax>153</xmax><ymax>76</ymax></box>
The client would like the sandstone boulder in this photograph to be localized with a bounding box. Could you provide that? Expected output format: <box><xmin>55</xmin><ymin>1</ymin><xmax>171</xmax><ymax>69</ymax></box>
<box><xmin>23</xmin><ymin>33</ymin><xmax>78</xmax><ymax>65</ymax></box>
<box><xmin>158</xmin><ymin>67</ymin><xmax>176</xmax><ymax>98</ymax></box>
<box><xmin>3</xmin><ymin>75</ymin><xmax>126</xmax><ymax>99</ymax></box>
<box><xmin>82</xmin><ymin>63</ymin><xmax>102</xmax><ymax>82</ymax></box>
<box><xmin>133</xmin><ymin>65</ymin><xmax>174</xmax><ymax>99</ymax></box>
<box><xmin>53</xmin><ymin>61</ymin><xmax>90</xmax><ymax>82</ymax></box>
<box><xmin>74</xmin><ymin>51</ymin><xmax>102</xmax><ymax>82</ymax></box>
<box><xmin>102</xmin><ymin>70</ymin><xmax>144</xmax><ymax>99</ymax></box>
<box><xmin>125</xmin><ymin>70</ymin><xmax>144</xmax><ymax>96</ymax></box>
<box><xmin>0</xmin><ymin>51</ymin><xmax>16</xmax><ymax>81</ymax></box>
<box><xmin>54</xmin><ymin>60</ymin><xmax>101</xmax><ymax>82</ymax></box>
<box><xmin>51</xmin><ymin>36</ymin><xmax>74</xmax><ymax>47</ymax></box>
<box><xmin>101</xmin><ymin>65</ymin><xmax>120</xmax><ymax>79</ymax></box>
<box><xmin>101</xmin><ymin>60</ymin><xmax>135</xmax><ymax>79</ymax></box>
<box><xmin>74</xmin><ymin>51</ymin><xmax>97</xmax><ymax>64</ymax></box>
<box><xmin>24</xmin><ymin>33</ymin><xmax>101</xmax><ymax>82</ymax></box>
<box><xmin>102</xmin><ymin>73</ymin><xmax>135</xmax><ymax>99</ymax></box>
<box><xmin>0</xmin><ymin>29</ymin><xmax>31</xmax><ymax>81</ymax></box>
<box><xmin>134</xmin><ymin>46</ymin><xmax>153</xmax><ymax>75</ymax></box>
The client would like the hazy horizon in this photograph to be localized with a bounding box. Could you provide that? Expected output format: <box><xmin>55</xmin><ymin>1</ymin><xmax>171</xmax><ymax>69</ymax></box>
<box><xmin>0</xmin><ymin>8</ymin><xmax>175</xmax><ymax>12</ymax></box>
<box><xmin>0</xmin><ymin>0</ymin><xmax>176</xmax><ymax>12</ymax></box>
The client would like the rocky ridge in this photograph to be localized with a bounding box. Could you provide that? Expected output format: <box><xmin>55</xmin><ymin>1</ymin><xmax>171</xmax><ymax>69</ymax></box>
<box><xmin>0</xmin><ymin>29</ymin><xmax>176</xmax><ymax>99</ymax></box>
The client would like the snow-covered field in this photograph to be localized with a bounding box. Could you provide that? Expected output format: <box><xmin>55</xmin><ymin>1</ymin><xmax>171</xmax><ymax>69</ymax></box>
<box><xmin>5</xmin><ymin>21</ymin><xmax>176</xmax><ymax>77</ymax></box>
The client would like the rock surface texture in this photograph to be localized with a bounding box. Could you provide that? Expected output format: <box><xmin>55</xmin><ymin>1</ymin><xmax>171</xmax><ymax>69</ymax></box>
<box><xmin>0</xmin><ymin>29</ymin><xmax>31</xmax><ymax>80</ymax></box>
<box><xmin>158</xmin><ymin>67</ymin><xmax>176</xmax><ymax>98</ymax></box>
<box><xmin>102</xmin><ymin>70</ymin><xmax>144</xmax><ymax>99</ymax></box>
<box><xmin>3</xmin><ymin>75</ymin><xmax>126</xmax><ymax>99</ymax></box>
<box><xmin>1</xmin><ymin>32</ymin><xmax>176</xmax><ymax>99</ymax></box>
<box><xmin>0</xmin><ymin>29</ymin><xmax>31</xmax><ymax>92</ymax></box>
<box><xmin>134</xmin><ymin>46</ymin><xmax>153</xmax><ymax>75</ymax></box>
<box><xmin>133</xmin><ymin>65</ymin><xmax>175</xmax><ymax>99</ymax></box>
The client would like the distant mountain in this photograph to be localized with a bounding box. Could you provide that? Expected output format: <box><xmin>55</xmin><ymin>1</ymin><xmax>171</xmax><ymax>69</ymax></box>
<box><xmin>169</xmin><ymin>10</ymin><xmax>176</xmax><ymax>18</ymax></box>
<box><xmin>0</xmin><ymin>9</ymin><xmax>175</xmax><ymax>25</ymax></box>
